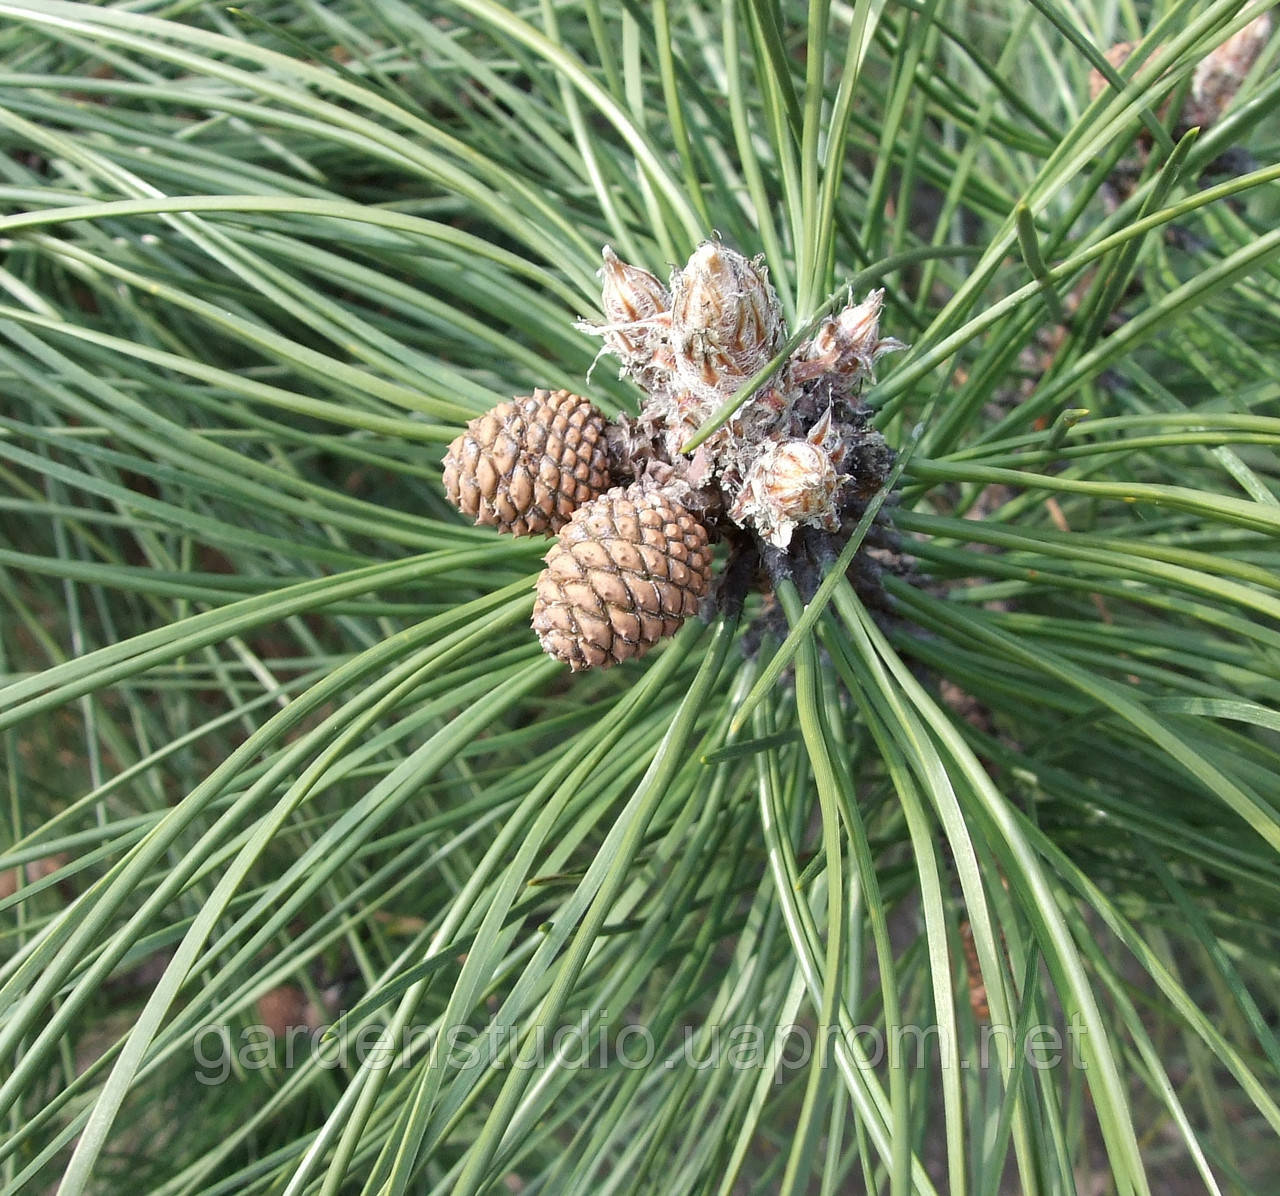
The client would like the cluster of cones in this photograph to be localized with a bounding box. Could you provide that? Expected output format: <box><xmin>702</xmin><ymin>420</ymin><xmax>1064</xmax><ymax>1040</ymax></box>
<box><xmin>443</xmin><ymin>241</ymin><xmax>902</xmax><ymax>670</ymax></box>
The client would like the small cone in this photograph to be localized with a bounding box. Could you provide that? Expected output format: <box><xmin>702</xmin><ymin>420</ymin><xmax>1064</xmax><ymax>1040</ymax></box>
<box><xmin>533</xmin><ymin>484</ymin><xmax>713</xmax><ymax>669</ymax></box>
<box><xmin>442</xmin><ymin>390</ymin><xmax>611</xmax><ymax>536</ymax></box>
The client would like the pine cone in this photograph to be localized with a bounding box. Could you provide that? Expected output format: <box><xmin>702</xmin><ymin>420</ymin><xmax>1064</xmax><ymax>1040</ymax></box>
<box><xmin>442</xmin><ymin>390</ymin><xmax>612</xmax><ymax>536</ymax></box>
<box><xmin>533</xmin><ymin>484</ymin><xmax>713</xmax><ymax>670</ymax></box>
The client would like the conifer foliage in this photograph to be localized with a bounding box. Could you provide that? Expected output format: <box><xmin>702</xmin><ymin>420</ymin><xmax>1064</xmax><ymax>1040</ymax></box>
<box><xmin>1</xmin><ymin>2</ymin><xmax>1279</xmax><ymax>1192</ymax></box>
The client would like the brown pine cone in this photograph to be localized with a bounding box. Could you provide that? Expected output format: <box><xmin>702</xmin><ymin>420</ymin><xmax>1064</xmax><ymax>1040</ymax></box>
<box><xmin>442</xmin><ymin>390</ymin><xmax>612</xmax><ymax>536</ymax></box>
<box><xmin>533</xmin><ymin>484</ymin><xmax>713</xmax><ymax>670</ymax></box>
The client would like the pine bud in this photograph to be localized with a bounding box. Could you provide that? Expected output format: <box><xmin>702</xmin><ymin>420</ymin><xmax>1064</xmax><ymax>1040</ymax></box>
<box><xmin>442</xmin><ymin>390</ymin><xmax>611</xmax><ymax>536</ymax></box>
<box><xmin>532</xmin><ymin>484</ymin><xmax>713</xmax><ymax>670</ymax></box>
<box><xmin>791</xmin><ymin>290</ymin><xmax>904</xmax><ymax>385</ymax></box>
<box><xmin>728</xmin><ymin>412</ymin><xmax>845</xmax><ymax>549</ymax></box>
<box><xmin>600</xmin><ymin>245</ymin><xmax>669</xmax><ymax>326</ymax></box>
<box><xmin>670</xmin><ymin>241</ymin><xmax>782</xmax><ymax>396</ymax></box>
<box><xmin>578</xmin><ymin>247</ymin><xmax>673</xmax><ymax>386</ymax></box>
